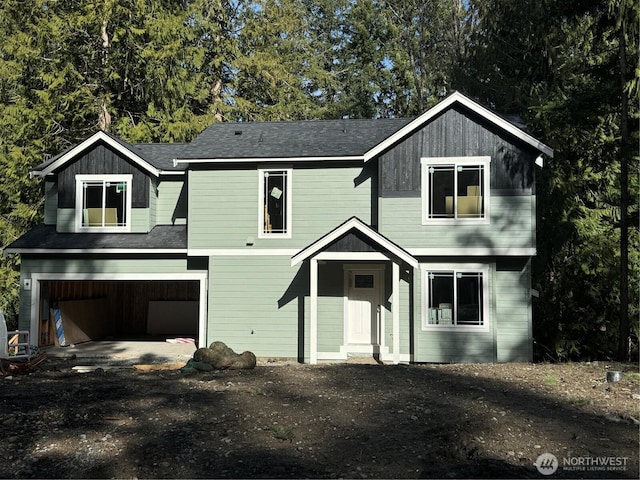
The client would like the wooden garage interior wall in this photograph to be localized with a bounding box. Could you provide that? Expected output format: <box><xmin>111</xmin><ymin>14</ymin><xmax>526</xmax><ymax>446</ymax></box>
<box><xmin>39</xmin><ymin>280</ymin><xmax>199</xmax><ymax>346</ymax></box>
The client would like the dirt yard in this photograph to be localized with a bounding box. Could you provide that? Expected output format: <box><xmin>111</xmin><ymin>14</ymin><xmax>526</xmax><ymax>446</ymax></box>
<box><xmin>1</xmin><ymin>360</ymin><xmax>638</xmax><ymax>479</ymax></box>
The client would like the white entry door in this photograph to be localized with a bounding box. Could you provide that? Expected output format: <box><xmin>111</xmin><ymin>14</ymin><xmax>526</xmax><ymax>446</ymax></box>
<box><xmin>347</xmin><ymin>270</ymin><xmax>380</xmax><ymax>345</ymax></box>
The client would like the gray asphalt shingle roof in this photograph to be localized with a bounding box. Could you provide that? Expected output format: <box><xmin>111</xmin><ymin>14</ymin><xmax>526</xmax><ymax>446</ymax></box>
<box><xmin>131</xmin><ymin>143</ymin><xmax>189</xmax><ymax>171</ymax></box>
<box><xmin>179</xmin><ymin>118</ymin><xmax>414</xmax><ymax>159</ymax></box>
<box><xmin>32</xmin><ymin>117</ymin><xmax>414</xmax><ymax>173</ymax></box>
<box><xmin>4</xmin><ymin>224</ymin><xmax>187</xmax><ymax>252</ymax></box>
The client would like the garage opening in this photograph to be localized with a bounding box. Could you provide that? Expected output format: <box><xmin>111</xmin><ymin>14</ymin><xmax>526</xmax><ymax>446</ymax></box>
<box><xmin>37</xmin><ymin>280</ymin><xmax>200</xmax><ymax>348</ymax></box>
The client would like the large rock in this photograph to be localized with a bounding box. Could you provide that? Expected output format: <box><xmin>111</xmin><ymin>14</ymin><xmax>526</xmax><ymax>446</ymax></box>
<box><xmin>193</xmin><ymin>341</ymin><xmax>256</xmax><ymax>369</ymax></box>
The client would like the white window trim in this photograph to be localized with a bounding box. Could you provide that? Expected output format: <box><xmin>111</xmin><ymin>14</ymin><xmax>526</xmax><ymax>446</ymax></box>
<box><xmin>258</xmin><ymin>167</ymin><xmax>292</xmax><ymax>239</ymax></box>
<box><xmin>420</xmin><ymin>156</ymin><xmax>491</xmax><ymax>225</ymax></box>
<box><xmin>420</xmin><ymin>262</ymin><xmax>491</xmax><ymax>332</ymax></box>
<box><xmin>75</xmin><ymin>174</ymin><xmax>133</xmax><ymax>233</ymax></box>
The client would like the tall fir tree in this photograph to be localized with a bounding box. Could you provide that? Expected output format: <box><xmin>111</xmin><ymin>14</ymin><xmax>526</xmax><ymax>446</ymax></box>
<box><xmin>462</xmin><ymin>0</ymin><xmax>639</xmax><ymax>360</ymax></box>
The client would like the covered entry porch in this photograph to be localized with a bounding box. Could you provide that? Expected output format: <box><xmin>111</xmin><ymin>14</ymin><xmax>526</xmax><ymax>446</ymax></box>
<box><xmin>292</xmin><ymin>217</ymin><xmax>418</xmax><ymax>364</ymax></box>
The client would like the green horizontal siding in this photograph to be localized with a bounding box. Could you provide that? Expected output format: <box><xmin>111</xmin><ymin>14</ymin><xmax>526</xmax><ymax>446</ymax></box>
<box><xmin>44</xmin><ymin>181</ymin><xmax>57</xmax><ymax>225</ymax></box>
<box><xmin>495</xmin><ymin>270</ymin><xmax>531</xmax><ymax>362</ymax></box>
<box><xmin>379</xmin><ymin>195</ymin><xmax>534</xmax><ymax>249</ymax></box>
<box><xmin>156</xmin><ymin>179</ymin><xmax>187</xmax><ymax>225</ymax></box>
<box><xmin>20</xmin><ymin>257</ymin><xmax>193</xmax><ymax>276</ymax></box>
<box><xmin>149</xmin><ymin>179</ymin><xmax>157</xmax><ymax>227</ymax></box>
<box><xmin>208</xmin><ymin>256</ymin><xmax>303</xmax><ymax>357</ymax></box>
<box><xmin>317</xmin><ymin>262</ymin><xmax>345</xmax><ymax>352</ymax></box>
<box><xmin>412</xmin><ymin>265</ymin><xmax>496</xmax><ymax>363</ymax></box>
<box><xmin>189</xmin><ymin>166</ymin><xmax>371</xmax><ymax>249</ymax></box>
<box><xmin>381</xmin><ymin>275</ymin><xmax>411</xmax><ymax>356</ymax></box>
<box><xmin>56</xmin><ymin>208</ymin><xmax>151</xmax><ymax>233</ymax></box>
<box><xmin>56</xmin><ymin>209</ymin><xmax>75</xmax><ymax>232</ymax></box>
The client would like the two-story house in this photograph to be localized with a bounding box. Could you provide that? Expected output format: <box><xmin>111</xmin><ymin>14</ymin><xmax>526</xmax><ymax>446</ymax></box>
<box><xmin>5</xmin><ymin>92</ymin><xmax>553</xmax><ymax>363</ymax></box>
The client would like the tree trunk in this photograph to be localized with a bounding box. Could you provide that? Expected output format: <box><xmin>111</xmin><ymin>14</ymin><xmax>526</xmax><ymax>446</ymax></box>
<box><xmin>98</xmin><ymin>17</ymin><xmax>111</xmax><ymax>132</ymax></box>
<box><xmin>617</xmin><ymin>6</ymin><xmax>630</xmax><ymax>361</ymax></box>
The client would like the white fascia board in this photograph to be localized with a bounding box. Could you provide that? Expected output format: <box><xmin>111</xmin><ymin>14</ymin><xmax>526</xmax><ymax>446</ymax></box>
<box><xmin>363</xmin><ymin>91</ymin><xmax>554</xmax><ymax>161</ymax></box>
<box><xmin>158</xmin><ymin>170</ymin><xmax>186</xmax><ymax>176</ymax></box>
<box><xmin>32</xmin><ymin>131</ymin><xmax>161</xmax><ymax>178</ymax></box>
<box><xmin>409</xmin><ymin>247</ymin><xmax>536</xmax><ymax>256</ymax></box>
<box><xmin>188</xmin><ymin>248</ymin><xmax>299</xmax><ymax>256</ymax></box>
<box><xmin>32</xmin><ymin>272</ymin><xmax>206</xmax><ymax>281</ymax></box>
<box><xmin>173</xmin><ymin>155</ymin><xmax>364</xmax><ymax>167</ymax></box>
<box><xmin>315</xmin><ymin>252</ymin><xmax>390</xmax><ymax>261</ymax></box>
<box><xmin>291</xmin><ymin>217</ymin><xmax>419</xmax><ymax>268</ymax></box>
<box><xmin>4</xmin><ymin>248</ymin><xmax>187</xmax><ymax>255</ymax></box>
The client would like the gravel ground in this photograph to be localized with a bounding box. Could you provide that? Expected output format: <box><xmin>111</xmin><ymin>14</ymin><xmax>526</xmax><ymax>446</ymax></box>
<box><xmin>1</xmin><ymin>360</ymin><xmax>638</xmax><ymax>479</ymax></box>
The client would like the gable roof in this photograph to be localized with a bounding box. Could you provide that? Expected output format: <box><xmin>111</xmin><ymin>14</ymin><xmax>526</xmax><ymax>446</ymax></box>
<box><xmin>291</xmin><ymin>217</ymin><xmax>419</xmax><ymax>268</ymax></box>
<box><xmin>363</xmin><ymin>91</ymin><xmax>554</xmax><ymax>160</ymax></box>
<box><xmin>174</xmin><ymin>91</ymin><xmax>552</xmax><ymax>166</ymax></box>
<box><xmin>31</xmin><ymin>131</ymin><xmax>188</xmax><ymax>178</ymax></box>
<box><xmin>31</xmin><ymin>92</ymin><xmax>553</xmax><ymax>176</ymax></box>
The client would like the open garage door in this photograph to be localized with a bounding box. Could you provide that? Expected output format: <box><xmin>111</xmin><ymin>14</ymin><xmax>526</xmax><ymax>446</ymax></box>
<box><xmin>35</xmin><ymin>278</ymin><xmax>204</xmax><ymax>348</ymax></box>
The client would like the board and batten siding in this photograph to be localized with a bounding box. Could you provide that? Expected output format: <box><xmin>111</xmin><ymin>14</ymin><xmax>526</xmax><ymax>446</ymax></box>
<box><xmin>379</xmin><ymin>195</ymin><xmax>535</xmax><ymax>249</ymax></box>
<box><xmin>379</xmin><ymin>106</ymin><xmax>539</xmax><ymax>195</ymax></box>
<box><xmin>188</xmin><ymin>164</ymin><xmax>372</xmax><ymax>249</ymax></box>
<box><xmin>56</xmin><ymin>143</ymin><xmax>150</xmax><ymax>209</ymax></box>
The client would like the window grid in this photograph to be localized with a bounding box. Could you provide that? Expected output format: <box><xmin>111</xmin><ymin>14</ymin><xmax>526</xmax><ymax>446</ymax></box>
<box><xmin>426</xmin><ymin>270</ymin><xmax>484</xmax><ymax>327</ymax></box>
<box><xmin>259</xmin><ymin>168</ymin><xmax>292</xmax><ymax>238</ymax></box>
<box><xmin>421</xmin><ymin>156</ymin><xmax>490</xmax><ymax>225</ymax></box>
<box><xmin>75</xmin><ymin>174</ymin><xmax>132</xmax><ymax>232</ymax></box>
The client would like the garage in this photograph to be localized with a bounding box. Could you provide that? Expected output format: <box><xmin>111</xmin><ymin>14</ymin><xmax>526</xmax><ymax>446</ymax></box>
<box><xmin>31</xmin><ymin>274</ymin><xmax>207</xmax><ymax>349</ymax></box>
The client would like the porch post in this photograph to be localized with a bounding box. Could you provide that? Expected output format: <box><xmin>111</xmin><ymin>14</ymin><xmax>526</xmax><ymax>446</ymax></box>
<box><xmin>392</xmin><ymin>262</ymin><xmax>400</xmax><ymax>365</ymax></box>
<box><xmin>310</xmin><ymin>258</ymin><xmax>318</xmax><ymax>364</ymax></box>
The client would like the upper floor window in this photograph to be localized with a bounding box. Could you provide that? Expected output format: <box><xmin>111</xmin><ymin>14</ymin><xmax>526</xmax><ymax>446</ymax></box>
<box><xmin>258</xmin><ymin>168</ymin><xmax>292</xmax><ymax>238</ymax></box>
<box><xmin>421</xmin><ymin>156</ymin><xmax>490</xmax><ymax>224</ymax></box>
<box><xmin>422</xmin><ymin>264</ymin><xmax>490</xmax><ymax>331</ymax></box>
<box><xmin>75</xmin><ymin>174</ymin><xmax>132</xmax><ymax>232</ymax></box>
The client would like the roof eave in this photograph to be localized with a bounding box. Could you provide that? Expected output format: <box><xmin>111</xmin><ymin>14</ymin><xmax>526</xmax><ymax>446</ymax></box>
<box><xmin>3</xmin><ymin>248</ymin><xmax>188</xmax><ymax>256</ymax></box>
<box><xmin>173</xmin><ymin>155</ymin><xmax>365</xmax><ymax>167</ymax></box>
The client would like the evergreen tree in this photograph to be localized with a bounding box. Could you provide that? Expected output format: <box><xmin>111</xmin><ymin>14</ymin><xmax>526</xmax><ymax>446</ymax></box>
<box><xmin>231</xmin><ymin>0</ymin><xmax>337</xmax><ymax>121</ymax></box>
<box><xmin>462</xmin><ymin>0</ymin><xmax>639</xmax><ymax>360</ymax></box>
<box><xmin>0</xmin><ymin>0</ymin><xmax>236</xmax><ymax>325</ymax></box>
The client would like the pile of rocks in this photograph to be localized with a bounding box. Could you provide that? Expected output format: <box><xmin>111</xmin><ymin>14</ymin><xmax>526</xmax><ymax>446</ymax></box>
<box><xmin>182</xmin><ymin>341</ymin><xmax>256</xmax><ymax>372</ymax></box>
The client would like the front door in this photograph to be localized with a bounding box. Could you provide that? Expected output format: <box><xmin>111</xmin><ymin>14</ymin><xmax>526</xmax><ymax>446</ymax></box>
<box><xmin>347</xmin><ymin>270</ymin><xmax>380</xmax><ymax>345</ymax></box>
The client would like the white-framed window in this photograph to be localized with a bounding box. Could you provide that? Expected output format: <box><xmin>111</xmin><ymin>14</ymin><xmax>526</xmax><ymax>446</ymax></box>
<box><xmin>75</xmin><ymin>174</ymin><xmax>132</xmax><ymax>232</ymax></box>
<box><xmin>421</xmin><ymin>263</ymin><xmax>490</xmax><ymax>331</ymax></box>
<box><xmin>258</xmin><ymin>168</ymin><xmax>292</xmax><ymax>238</ymax></box>
<box><xmin>421</xmin><ymin>156</ymin><xmax>490</xmax><ymax>224</ymax></box>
